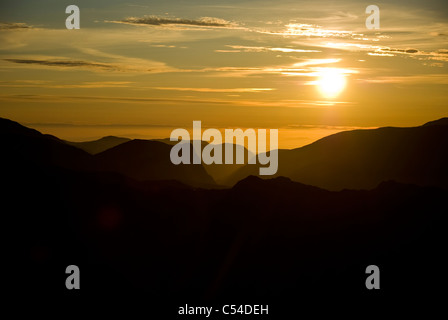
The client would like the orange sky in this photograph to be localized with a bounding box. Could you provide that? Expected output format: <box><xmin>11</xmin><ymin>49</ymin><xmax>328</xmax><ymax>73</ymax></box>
<box><xmin>1</xmin><ymin>0</ymin><xmax>447</xmax><ymax>149</ymax></box>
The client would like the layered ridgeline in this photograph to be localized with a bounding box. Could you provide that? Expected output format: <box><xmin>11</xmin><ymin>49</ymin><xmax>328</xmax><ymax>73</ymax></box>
<box><xmin>227</xmin><ymin>118</ymin><xmax>448</xmax><ymax>190</ymax></box>
<box><xmin>2</xmin><ymin>116</ymin><xmax>447</xmax><ymax>300</ymax></box>
<box><xmin>65</xmin><ymin>136</ymin><xmax>131</xmax><ymax>155</ymax></box>
<box><xmin>0</xmin><ymin>118</ymin><xmax>214</xmax><ymax>188</ymax></box>
<box><xmin>2</xmin><ymin>117</ymin><xmax>448</xmax><ymax>190</ymax></box>
<box><xmin>67</xmin><ymin>136</ymin><xmax>255</xmax><ymax>186</ymax></box>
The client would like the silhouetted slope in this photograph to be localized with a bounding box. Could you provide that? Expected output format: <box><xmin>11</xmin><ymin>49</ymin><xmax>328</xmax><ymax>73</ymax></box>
<box><xmin>65</xmin><ymin>136</ymin><xmax>130</xmax><ymax>154</ymax></box>
<box><xmin>228</xmin><ymin>119</ymin><xmax>448</xmax><ymax>190</ymax></box>
<box><xmin>203</xmin><ymin>143</ymin><xmax>255</xmax><ymax>185</ymax></box>
<box><xmin>0</xmin><ymin>117</ymin><xmax>93</xmax><ymax>171</ymax></box>
<box><xmin>94</xmin><ymin>139</ymin><xmax>215</xmax><ymax>187</ymax></box>
<box><xmin>150</xmin><ymin>139</ymin><xmax>252</xmax><ymax>185</ymax></box>
<box><xmin>7</xmin><ymin>164</ymin><xmax>446</xmax><ymax>302</ymax></box>
<box><xmin>3</xmin><ymin>116</ymin><xmax>447</xmax><ymax>305</ymax></box>
<box><xmin>0</xmin><ymin>118</ymin><xmax>216</xmax><ymax>187</ymax></box>
<box><xmin>422</xmin><ymin>117</ymin><xmax>448</xmax><ymax>127</ymax></box>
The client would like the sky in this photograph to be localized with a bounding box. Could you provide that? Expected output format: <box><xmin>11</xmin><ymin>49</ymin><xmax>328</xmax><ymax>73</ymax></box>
<box><xmin>0</xmin><ymin>0</ymin><xmax>447</xmax><ymax>148</ymax></box>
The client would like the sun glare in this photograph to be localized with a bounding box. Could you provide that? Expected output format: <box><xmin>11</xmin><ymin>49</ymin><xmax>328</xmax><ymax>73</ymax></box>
<box><xmin>317</xmin><ymin>68</ymin><xmax>346</xmax><ymax>98</ymax></box>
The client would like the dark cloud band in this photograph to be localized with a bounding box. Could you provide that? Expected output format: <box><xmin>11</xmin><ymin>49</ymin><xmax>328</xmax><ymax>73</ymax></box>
<box><xmin>109</xmin><ymin>16</ymin><xmax>235</xmax><ymax>28</ymax></box>
<box><xmin>0</xmin><ymin>22</ymin><xmax>32</xmax><ymax>30</ymax></box>
<box><xmin>4</xmin><ymin>58</ymin><xmax>116</xmax><ymax>70</ymax></box>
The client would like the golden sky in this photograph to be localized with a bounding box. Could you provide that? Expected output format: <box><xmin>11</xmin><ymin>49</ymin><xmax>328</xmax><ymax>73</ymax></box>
<box><xmin>0</xmin><ymin>0</ymin><xmax>447</xmax><ymax>148</ymax></box>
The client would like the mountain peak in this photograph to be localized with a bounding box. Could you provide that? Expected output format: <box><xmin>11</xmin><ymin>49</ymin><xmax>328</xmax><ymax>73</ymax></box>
<box><xmin>0</xmin><ymin>117</ymin><xmax>41</xmax><ymax>137</ymax></box>
<box><xmin>422</xmin><ymin>117</ymin><xmax>448</xmax><ymax>127</ymax></box>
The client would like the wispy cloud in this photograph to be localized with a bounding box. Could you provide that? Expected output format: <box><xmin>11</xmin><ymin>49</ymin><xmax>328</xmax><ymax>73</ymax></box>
<box><xmin>0</xmin><ymin>80</ymin><xmax>134</xmax><ymax>88</ymax></box>
<box><xmin>107</xmin><ymin>15</ymin><xmax>240</xmax><ymax>30</ymax></box>
<box><xmin>194</xmin><ymin>59</ymin><xmax>358</xmax><ymax>80</ymax></box>
<box><xmin>324</xmin><ymin>41</ymin><xmax>448</xmax><ymax>63</ymax></box>
<box><xmin>285</xmin><ymin>124</ymin><xmax>376</xmax><ymax>130</ymax></box>
<box><xmin>150</xmin><ymin>44</ymin><xmax>177</xmax><ymax>48</ymax></box>
<box><xmin>292</xmin><ymin>58</ymin><xmax>340</xmax><ymax>67</ymax></box>
<box><xmin>0</xmin><ymin>94</ymin><xmax>352</xmax><ymax>108</ymax></box>
<box><xmin>219</xmin><ymin>45</ymin><xmax>320</xmax><ymax>53</ymax></box>
<box><xmin>1</xmin><ymin>51</ymin><xmax>178</xmax><ymax>73</ymax></box>
<box><xmin>149</xmin><ymin>87</ymin><xmax>274</xmax><ymax>93</ymax></box>
<box><xmin>258</xmin><ymin>23</ymin><xmax>378</xmax><ymax>41</ymax></box>
<box><xmin>358</xmin><ymin>74</ymin><xmax>448</xmax><ymax>85</ymax></box>
<box><xmin>0</xmin><ymin>22</ymin><xmax>32</xmax><ymax>30</ymax></box>
<box><xmin>3</xmin><ymin>58</ymin><xmax>119</xmax><ymax>71</ymax></box>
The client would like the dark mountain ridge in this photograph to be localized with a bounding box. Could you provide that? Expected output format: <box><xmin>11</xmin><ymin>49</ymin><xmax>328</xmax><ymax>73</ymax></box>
<box><xmin>65</xmin><ymin>136</ymin><xmax>131</xmax><ymax>154</ymax></box>
<box><xmin>1</xmin><ymin>116</ymin><xmax>447</xmax><ymax>304</ymax></box>
<box><xmin>227</xmin><ymin>118</ymin><xmax>448</xmax><ymax>190</ymax></box>
<box><xmin>94</xmin><ymin>138</ymin><xmax>215</xmax><ymax>187</ymax></box>
<box><xmin>0</xmin><ymin>118</ymin><xmax>215</xmax><ymax>187</ymax></box>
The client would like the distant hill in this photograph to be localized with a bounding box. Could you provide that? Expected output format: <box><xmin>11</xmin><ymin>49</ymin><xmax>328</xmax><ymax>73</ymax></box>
<box><xmin>94</xmin><ymin>139</ymin><xmax>215</xmax><ymax>187</ymax></box>
<box><xmin>2</xmin><ymin>116</ymin><xmax>447</xmax><ymax>302</ymax></box>
<box><xmin>422</xmin><ymin>117</ymin><xmax>448</xmax><ymax>127</ymax></box>
<box><xmin>227</xmin><ymin>118</ymin><xmax>448</xmax><ymax>190</ymax></box>
<box><xmin>151</xmin><ymin>139</ymin><xmax>255</xmax><ymax>185</ymax></box>
<box><xmin>66</xmin><ymin>136</ymin><xmax>256</xmax><ymax>185</ymax></box>
<box><xmin>202</xmin><ymin>143</ymin><xmax>255</xmax><ymax>185</ymax></box>
<box><xmin>0</xmin><ymin>118</ymin><xmax>215</xmax><ymax>188</ymax></box>
<box><xmin>0</xmin><ymin>117</ymin><xmax>93</xmax><ymax>171</ymax></box>
<box><xmin>65</xmin><ymin>136</ymin><xmax>131</xmax><ymax>154</ymax></box>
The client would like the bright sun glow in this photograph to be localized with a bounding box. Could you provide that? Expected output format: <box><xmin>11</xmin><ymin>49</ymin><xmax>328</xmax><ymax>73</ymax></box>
<box><xmin>318</xmin><ymin>69</ymin><xmax>346</xmax><ymax>98</ymax></box>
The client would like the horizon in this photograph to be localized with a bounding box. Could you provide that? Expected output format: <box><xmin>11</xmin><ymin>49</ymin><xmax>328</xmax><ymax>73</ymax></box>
<box><xmin>2</xmin><ymin>115</ymin><xmax>446</xmax><ymax>156</ymax></box>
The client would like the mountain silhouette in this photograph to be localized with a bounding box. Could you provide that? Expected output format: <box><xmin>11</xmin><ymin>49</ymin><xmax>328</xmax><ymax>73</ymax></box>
<box><xmin>7</xmin><ymin>165</ymin><xmax>446</xmax><ymax>302</ymax></box>
<box><xmin>2</xmin><ymin>116</ymin><xmax>446</xmax><ymax>306</ymax></box>
<box><xmin>422</xmin><ymin>117</ymin><xmax>448</xmax><ymax>127</ymax></box>
<box><xmin>202</xmin><ymin>143</ymin><xmax>255</xmax><ymax>185</ymax></box>
<box><xmin>65</xmin><ymin>136</ymin><xmax>131</xmax><ymax>154</ymax></box>
<box><xmin>227</xmin><ymin>118</ymin><xmax>448</xmax><ymax>190</ymax></box>
<box><xmin>0</xmin><ymin>117</ymin><xmax>93</xmax><ymax>171</ymax></box>
<box><xmin>114</xmin><ymin>138</ymin><xmax>255</xmax><ymax>185</ymax></box>
<box><xmin>94</xmin><ymin>139</ymin><xmax>215</xmax><ymax>187</ymax></box>
<box><xmin>0</xmin><ymin>118</ymin><xmax>215</xmax><ymax>188</ymax></box>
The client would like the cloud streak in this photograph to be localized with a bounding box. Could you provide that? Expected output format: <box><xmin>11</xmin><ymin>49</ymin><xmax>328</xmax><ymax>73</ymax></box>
<box><xmin>0</xmin><ymin>94</ymin><xmax>351</xmax><ymax>108</ymax></box>
<box><xmin>218</xmin><ymin>45</ymin><xmax>320</xmax><ymax>53</ymax></box>
<box><xmin>3</xmin><ymin>58</ymin><xmax>118</xmax><ymax>70</ymax></box>
<box><xmin>107</xmin><ymin>15</ymin><xmax>239</xmax><ymax>30</ymax></box>
<box><xmin>1</xmin><ymin>52</ymin><xmax>178</xmax><ymax>74</ymax></box>
<box><xmin>358</xmin><ymin>74</ymin><xmax>448</xmax><ymax>85</ymax></box>
<box><xmin>0</xmin><ymin>22</ymin><xmax>32</xmax><ymax>30</ymax></box>
<box><xmin>0</xmin><ymin>80</ymin><xmax>134</xmax><ymax>88</ymax></box>
<box><xmin>149</xmin><ymin>87</ymin><xmax>274</xmax><ymax>93</ymax></box>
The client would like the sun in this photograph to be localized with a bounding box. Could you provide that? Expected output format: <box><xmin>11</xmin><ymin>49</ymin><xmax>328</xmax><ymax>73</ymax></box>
<box><xmin>317</xmin><ymin>68</ymin><xmax>346</xmax><ymax>98</ymax></box>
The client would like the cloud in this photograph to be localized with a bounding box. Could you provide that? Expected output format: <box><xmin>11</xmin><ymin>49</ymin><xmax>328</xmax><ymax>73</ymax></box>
<box><xmin>107</xmin><ymin>15</ymin><xmax>239</xmax><ymax>30</ymax></box>
<box><xmin>323</xmin><ymin>41</ymin><xmax>448</xmax><ymax>63</ymax></box>
<box><xmin>0</xmin><ymin>80</ymin><xmax>134</xmax><ymax>88</ymax></box>
<box><xmin>24</xmin><ymin>122</ymin><xmax>175</xmax><ymax>128</ymax></box>
<box><xmin>1</xmin><ymin>51</ymin><xmax>179</xmax><ymax>73</ymax></box>
<box><xmin>380</xmin><ymin>48</ymin><xmax>419</xmax><ymax>54</ymax></box>
<box><xmin>257</xmin><ymin>23</ymin><xmax>380</xmax><ymax>41</ymax></box>
<box><xmin>0</xmin><ymin>22</ymin><xmax>32</xmax><ymax>30</ymax></box>
<box><xmin>358</xmin><ymin>74</ymin><xmax>448</xmax><ymax>85</ymax></box>
<box><xmin>149</xmin><ymin>87</ymin><xmax>274</xmax><ymax>93</ymax></box>
<box><xmin>292</xmin><ymin>58</ymin><xmax>340</xmax><ymax>67</ymax></box>
<box><xmin>193</xmin><ymin>60</ymin><xmax>358</xmax><ymax>80</ymax></box>
<box><xmin>4</xmin><ymin>55</ymin><xmax>339</xmax><ymax>77</ymax></box>
<box><xmin>285</xmin><ymin>124</ymin><xmax>375</xmax><ymax>130</ymax></box>
<box><xmin>219</xmin><ymin>45</ymin><xmax>320</xmax><ymax>53</ymax></box>
<box><xmin>3</xmin><ymin>58</ymin><xmax>119</xmax><ymax>71</ymax></box>
<box><xmin>367</xmin><ymin>52</ymin><xmax>395</xmax><ymax>57</ymax></box>
<box><xmin>0</xmin><ymin>94</ymin><xmax>351</xmax><ymax>108</ymax></box>
<box><xmin>430</xmin><ymin>32</ymin><xmax>448</xmax><ymax>37</ymax></box>
<box><xmin>150</xmin><ymin>44</ymin><xmax>176</xmax><ymax>48</ymax></box>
